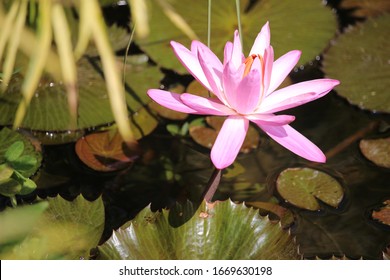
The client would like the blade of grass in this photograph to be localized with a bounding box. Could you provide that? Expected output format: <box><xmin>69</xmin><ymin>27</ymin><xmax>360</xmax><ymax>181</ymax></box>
<box><xmin>13</xmin><ymin>0</ymin><xmax>52</xmax><ymax>129</ymax></box>
<box><xmin>1</xmin><ymin>0</ymin><xmax>27</xmax><ymax>92</ymax></box>
<box><xmin>87</xmin><ymin>0</ymin><xmax>134</xmax><ymax>143</ymax></box>
<box><xmin>0</xmin><ymin>1</ymin><xmax>20</xmax><ymax>67</ymax></box>
<box><xmin>52</xmin><ymin>4</ymin><xmax>78</xmax><ymax>129</ymax></box>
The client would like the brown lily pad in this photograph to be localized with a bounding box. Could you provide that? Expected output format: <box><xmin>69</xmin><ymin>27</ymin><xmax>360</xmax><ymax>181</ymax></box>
<box><xmin>75</xmin><ymin>130</ymin><xmax>139</xmax><ymax>172</ymax></box>
<box><xmin>372</xmin><ymin>200</ymin><xmax>390</xmax><ymax>226</ymax></box>
<box><xmin>339</xmin><ymin>0</ymin><xmax>390</xmax><ymax>18</ymax></box>
<box><xmin>276</xmin><ymin>167</ymin><xmax>344</xmax><ymax>211</ymax></box>
<box><xmin>359</xmin><ymin>137</ymin><xmax>390</xmax><ymax>168</ymax></box>
<box><xmin>189</xmin><ymin>116</ymin><xmax>259</xmax><ymax>153</ymax></box>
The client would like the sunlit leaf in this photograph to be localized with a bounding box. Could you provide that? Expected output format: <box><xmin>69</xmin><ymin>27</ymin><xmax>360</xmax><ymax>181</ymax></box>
<box><xmin>136</xmin><ymin>0</ymin><xmax>337</xmax><ymax>73</ymax></box>
<box><xmin>372</xmin><ymin>200</ymin><xmax>390</xmax><ymax>226</ymax></box>
<box><xmin>98</xmin><ymin>200</ymin><xmax>299</xmax><ymax>260</ymax></box>
<box><xmin>0</xmin><ymin>178</ymin><xmax>21</xmax><ymax>197</ymax></box>
<box><xmin>0</xmin><ymin>164</ymin><xmax>14</xmax><ymax>181</ymax></box>
<box><xmin>1</xmin><ymin>195</ymin><xmax>105</xmax><ymax>259</ymax></box>
<box><xmin>339</xmin><ymin>0</ymin><xmax>390</xmax><ymax>18</ymax></box>
<box><xmin>359</xmin><ymin>137</ymin><xmax>390</xmax><ymax>169</ymax></box>
<box><xmin>323</xmin><ymin>15</ymin><xmax>390</xmax><ymax>113</ymax></box>
<box><xmin>4</xmin><ymin>141</ymin><xmax>24</xmax><ymax>162</ymax></box>
<box><xmin>0</xmin><ymin>127</ymin><xmax>42</xmax><ymax>178</ymax></box>
<box><xmin>75</xmin><ymin>130</ymin><xmax>138</xmax><ymax>172</ymax></box>
<box><xmin>276</xmin><ymin>167</ymin><xmax>344</xmax><ymax>211</ymax></box>
<box><xmin>0</xmin><ymin>202</ymin><xmax>48</xmax><ymax>248</ymax></box>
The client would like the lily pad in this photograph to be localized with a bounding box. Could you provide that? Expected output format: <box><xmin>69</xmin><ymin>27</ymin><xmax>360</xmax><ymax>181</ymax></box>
<box><xmin>372</xmin><ymin>200</ymin><xmax>390</xmax><ymax>226</ymax></box>
<box><xmin>0</xmin><ymin>127</ymin><xmax>42</xmax><ymax>178</ymax></box>
<box><xmin>189</xmin><ymin>116</ymin><xmax>259</xmax><ymax>153</ymax></box>
<box><xmin>75</xmin><ymin>130</ymin><xmax>139</xmax><ymax>172</ymax></box>
<box><xmin>98</xmin><ymin>200</ymin><xmax>299</xmax><ymax>259</ymax></box>
<box><xmin>276</xmin><ymin>167</ymin><xmax>344</xmax><ymax>211</ymax></box>
<box><xmin>359</xmin><ymin>137</ymin><xmax>390</xmax><ymax>168</ymax></box>
<box><xmin>136</xmin><ymin>0</ymin><xmax>337</xmax><ymax>73</ymax></box>
<box><xmin>0</xmin><ymin>195</ymin><xmax>105</xmax><ymax>259</ymax></box>
<box><xmin>0</xmin><ymin>56</ymin><xmax>162</xmax><ymax>137</ymax></box>
<box><xmin>323</xmin><ymin>15</ymin><xmax>390</xmax><ymax>113</ymax></box>
<box><xmin>339</xmin><ymin>0</ymin><xmax>390</xmax><ymax>18</ymax></box>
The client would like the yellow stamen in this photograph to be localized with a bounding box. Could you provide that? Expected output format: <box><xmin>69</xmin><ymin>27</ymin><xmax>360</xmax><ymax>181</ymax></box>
<box><xmin>243</xmin><ymin>54</ymin><xmax>264</xmax><ymax>77</ymax></box>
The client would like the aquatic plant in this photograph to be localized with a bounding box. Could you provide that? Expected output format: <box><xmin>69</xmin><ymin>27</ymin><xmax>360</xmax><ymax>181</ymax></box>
<box><xmin>147</xmin><ymin>22</ymin><xmax>340</xmax><ymax>169</ymax></box>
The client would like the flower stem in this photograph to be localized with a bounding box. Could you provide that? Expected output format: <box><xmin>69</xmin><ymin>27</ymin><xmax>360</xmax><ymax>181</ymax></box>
<box><xmin>202</xmin><ymin>167</ymin><xmax>222</xmax><ymax>202</ymax></box>
<box><xmin>207</xmin><ymin>0</ymin><xmax>211</xmax><ymax>48</ymax></box>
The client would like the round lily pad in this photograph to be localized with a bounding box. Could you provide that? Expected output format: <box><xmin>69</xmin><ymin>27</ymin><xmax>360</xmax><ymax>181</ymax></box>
<box><xmin>276</xmin><ymin>167</ymin><xmax>344</xmax><ymax>211</ymax></box>
<box><xmin>339</xmin><ymin>0</ymin><xmax>390</xmax><ymax>18</ymax></box>
<box><xmin>98</xmin><ymin>200</ymin><xmax>299</xmax><ymax>259</ymax></box>
<box><xmin>359</xmin><ymin>137</ymin><xmax>390</xmax><ymax>168</ymax></box>
<box><xmin>323</xmin><ymin>15</ymin><xmax>390</xmax><ymax>113</ymax></box>
<box><xmin>136</xmin><ymin>0</ymin><xmax>337</xmax><ymax>73</ymax></box>
<box><xmin>0</xmin><ymin>56</ymin><xmax>162</xmax><ymax>137</ymax></box>
<box><xmin>75</xmin><ymin>130</ymin><xmax>138</xmax><ymax>172</ymax></box>
<box><xmin>189</xmin><ymin>116</ymin><xmax>259</xmax><ymax>153</ymax></box>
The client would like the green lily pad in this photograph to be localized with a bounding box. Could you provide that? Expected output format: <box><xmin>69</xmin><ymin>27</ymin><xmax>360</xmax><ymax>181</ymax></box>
<box><xmin>136</xmin><ymin>0</ymin><xmax>337</xmax><ymax>73</ymax></box>
<box><xmin>359</xmin><ymin>137</ymin><xmax>390</xmax><ymax>168</ymax></box>
<box><xmin>189</xmin><ymin>116</ymin><xmax>259</xmax><ymax>153</ymax></box>
<box><xmin>0</xmin><ymin>195</ymin><xmax>105</xmax><ymax>259</ymax></box>
<box><xmin>0</xmin><ymin>127</ymin><xmax>42</xmax><ymax>178</ymax></box>
<box><xmin>0</xmin><ymin>56</ymin><xmax>161</xmax><ymax>137</ymax></box>
<box><xmin>276</xmin><ymin>167</ymin><xmax>344</xmax><ymax>211</ymax></box>
<box><xmin>323</xmin><ymin>15</ymin><xmax>390</xmax><ymax>113</ymax></box>
<box><xmin>339</xmin><ymin>0</ymin><xmax>390</xmax><ymax>18</ymax></box>
<box><xmin>98</xmin><ymin>200</ymin><xmax>299</xmax><ymax>259</ymax></box>
<box><xmin>0</xmin><ymin>202</ymin><xmax>49</xmax><ymax>248</ymax></box>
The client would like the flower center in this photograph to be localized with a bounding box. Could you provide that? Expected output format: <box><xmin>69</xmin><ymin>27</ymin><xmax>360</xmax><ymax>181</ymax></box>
<box><xmin>243</xmin><ymin>54</ymin><xmax>264</xmax><ymax>77</ymax></box>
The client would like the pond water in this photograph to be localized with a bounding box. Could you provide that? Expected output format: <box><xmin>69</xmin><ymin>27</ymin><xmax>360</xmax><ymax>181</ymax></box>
<box><xmin>0</xmin><ymin>0</ymin><xmax>389</xmax><ymax>260</ymax></box>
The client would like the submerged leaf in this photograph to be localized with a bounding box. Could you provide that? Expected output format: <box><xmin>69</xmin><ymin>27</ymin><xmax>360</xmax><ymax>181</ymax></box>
<box><xmin>189</xmin><ymin>116</ymin><xmax>259</xmax><ymax>153</ymax></box>
<box><xmin>359</xmin><ymin>137</ymin><xmax>390</xmax><ymax>168</ymax></box>
<box><xmin>339</xmin><ymin>0</ymin><xmax>390</xmax><ymax>18</ymax></box>
<box><xmin>98</xmin><ymin>200</ymin><xmax>299</xmax><ymax>260</ymax></box>
<box><xmin>372</xmin><ymin>200</ymin><xmax>390</xmax><ymax>226</ymax></box>
<box><xmin>323</xmin><ymin>15</ymin><xmax>390</xmax><ymax>113</ymax></box>
<box><xmin>75</xmin><ymin>130</ymin><xmax>138</xmax><ymax>172</ymax></box>
<box><xmin>276</xmin><ymin>167</ymin><xmax>344</xmax><ymax>211</ymax></box>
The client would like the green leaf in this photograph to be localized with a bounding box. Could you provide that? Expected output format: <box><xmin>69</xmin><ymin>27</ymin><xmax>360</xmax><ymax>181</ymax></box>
<box><xmin>4</xmin><ymin>141</ymin><xmax>24</xmax><ymax>162</ymax></box>
<box><xmin>276</xmin><ymin>167</ymin><xmax>344</xmax><ymax>211</ymax></box>
<box><xmin>359</xmin><ymin>137</ymin><xmax>390</xmax><ymax>169</ymax></box>
<box><xmin>0</xmin><ymin>164</ymin><xmax>14</xmax><ymax>181</ymax></box>
<box><xmin>323</xmin><ymin>15</ymin><xmax>390</xmax><ymax>113</ymax></box>
<box><xmin>0</xmin><ymin>178</ymin><xmax>22</xmax><ymax>197</ymax></box>
<box><xmin>0</xmin><ymin>127</ymin><xmax>42</xmax><ymax>178</ymax></box>
<box><xmin>136</xmin><ymin>0</ymin><xmax>337</xmax><ymax>73</ymax></box>
<box><xmin>20</xmin><ymin>178</ymin><xmax>37</xmax><ymax>195</ymax></box>
<box><xmin>0</xmin><ymin>57</ymin><xmax>162</xmax><ymax>136</ymax></box>
<box><xmin>10</xmin><ymin>155</ymin><xmax>38</xmax><ymax>173</ymax></box>
<box><xmin>98</xmin><ymin>200</ymin><xmax>299</xmax><ymax>259</ymax></box>
<box><xmin>1</xmin><ymin>195</ymin><xmax>105</xmax><ymax>260</ymax></box>
<box><xmin>0</xmin><ymin>202</ymin><xmax>49</xmax><ymax>247</ymax></box>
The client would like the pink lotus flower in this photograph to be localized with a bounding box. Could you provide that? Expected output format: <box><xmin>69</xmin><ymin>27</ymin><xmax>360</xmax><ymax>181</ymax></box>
<box><xmin>147</xmin><ymin>22</ymin><xmax>340</xmax><ymax>169</ymax></box>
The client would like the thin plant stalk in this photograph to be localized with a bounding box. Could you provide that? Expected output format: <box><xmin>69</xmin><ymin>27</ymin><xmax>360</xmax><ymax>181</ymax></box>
<box><xmin>207</xmin><ymin>0</ymin><xmax>211</xmax><ymax>48</ymax></box>
<box><xmin>0</xmin><ymin>1</ymin><xmax>20</xmax><ymax>67</ymax></box>
<box><xmin>87</xmin><ymin>0</ymin><xmax>134</xmax><ymax>143</ymax></box>
<box><xmin>13</xmin><ymin>0</ymin><xmax>52</xmax><ymax>129</ymax></box>
<box><xmin>235</xmin><ymin>0</ymin><xmax>243</xmax><ymax>47</ymax></box>
<box><xmin>1</xmin><ymin>0</ymin><xmax>27</xmax><ymax>92</ymax></box>
<box><xmin>156</xmin><ymin>0</ymin><xmax>198</xmax><ymax>40</ymax></box>
<box><xmin>123</xmin><ymin>25</ymin><xmax>136</xmax><ymax>86</ymax></box>
<box><xmin>129</xmin><ymin>0</ymin><xmax>149</xmax><ymax>39</ymax></box>
<box><xmin>52</xmin><ymin>4</ymin><xmax>78</xmax><ymax>129</ymax></box>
